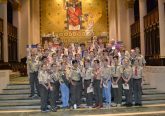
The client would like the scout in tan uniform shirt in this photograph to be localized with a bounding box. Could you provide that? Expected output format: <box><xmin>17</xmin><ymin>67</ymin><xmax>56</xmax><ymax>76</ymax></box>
<box><xmin>59</xmin><ymin>62</ymin><xmax>70</xmax><ymax>109</ymax></box>
<box><xmin>92</xmin><ymin>59</ymin><xmax>103</xmax><ymax>108</ymax></box>
<box><xmin>70</xmin><ymin>60</ymin><xmax>82</xmax><ymax>109</ymax></box>
<box><xmin>27</xmin><ymin>54</ymin><xmax>40</xmax><ymax>97</ymax></box>
<box><xmin>132</xmin><ymin>59</ymin><xmax>143</xmax><ymax>106</ymax></box>
<box><xmin>101</xmin><ymin>58</ymin><xmax>112</xmax><ymax>109</ymax></box>
<box><xmin>111</xmin><ymin>56</ymin><xmax>122</xmax><ymax>107</ymax></box>
<box><xmin>38</xmin><ymin>64</ymin><xmax>51</xmax><ymax>112</ymax></box>
<box><xmin>121</xmin><ymin>58</ymin><xmax>133</xmax><ymax>107</ymax></box>
<box><xmin>81</xmin><ymin>59</ymin><xmax>94</xmax><ymax>107</ymax></box>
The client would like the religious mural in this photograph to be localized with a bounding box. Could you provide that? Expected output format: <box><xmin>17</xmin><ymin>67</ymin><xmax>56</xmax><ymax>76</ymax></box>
<box><xmin>64</xmin><ymin>0</ymin><xmax>83</xmax><ymax>30</ymax></box>
<box><xmin>40</xmin><ymin>0</ymin><xmax>108</xmax><ymax>45</ymax></box>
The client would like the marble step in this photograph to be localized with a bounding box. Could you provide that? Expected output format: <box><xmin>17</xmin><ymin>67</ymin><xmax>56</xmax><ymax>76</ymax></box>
<box><xmin>0</xmin><ymin>99</ymin><xmax>40</xmax><ymax>106</ymax></box>
<box><xmin>0</xmin><ymin>94</ymin><xmax>29</xmax><ymax>100</ymax></box>
<box><xmin>6</xmin><ymin>84</ymin><xmax>30</xmax><ymax>89</ymax></box>
<box><xmin>2</xmin><ymin>89</ymin><xmax>30</xmax><ymax>94</ymax></box>
<box><xmin>142</xmin><ymin>90</ymin><xmax>165</xmax><ymax>95</ymax></box>
<box><xmin>0</xmin><ymin>105</ymin><xmax>40</xmax><ymax>110</ymax></box>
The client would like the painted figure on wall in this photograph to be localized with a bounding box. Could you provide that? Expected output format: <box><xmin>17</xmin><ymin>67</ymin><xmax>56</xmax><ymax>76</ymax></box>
<box><xmin>84</xmin><ymin>13</ymin><xmax>94</xmax><ymax>37</ymax></box>
<box><xmin>64</xmin><ymin>0</ymin><xmax>82</xmax><ymax>30</ymax></box>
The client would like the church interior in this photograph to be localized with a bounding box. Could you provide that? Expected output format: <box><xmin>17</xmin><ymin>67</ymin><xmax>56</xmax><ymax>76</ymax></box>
<box><xmin>0</xmin><ymin>0</ymin><xmax>165</xmax><ymax>115</ymax></box>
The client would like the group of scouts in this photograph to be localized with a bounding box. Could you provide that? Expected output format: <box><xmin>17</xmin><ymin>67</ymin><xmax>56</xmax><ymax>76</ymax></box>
<box><xmin>27</xmin><ymin>37</ymin><xmax>146</xmax><ymax>112</ymax></box>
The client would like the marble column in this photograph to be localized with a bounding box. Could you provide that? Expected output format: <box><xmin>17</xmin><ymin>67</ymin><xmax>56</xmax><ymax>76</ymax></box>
<box><xmin>115</xmin><ymin>0</ymin><xmax>133</xmax><ymax>50</ymax></box>
<box><xmin>19</xmin><ymin>0</ymin><xmax>31</xmax><ymax>59</ymax></box>
<box><xmin>13</xmin><ymin>7</ymin><xmax>20</xmax><ymax>61</ymax></box>
<box><xmin>139</xmin><ymin>0</ymin><xmax>147</xmax><ymax>56</ymax></box>
<box><xmin>30</xmin><ymin>0</ymin><xmax>40</xmax><ymax>44</ymax></box>
<box><xmin>158</xmin><ymin>0</ymin><xmax>165</xmax><ymax>58</ymax></box>
<box><xmin>108</xmin><ymin>0</ymin><xmax>118</xmax><ymax>41</ymax></box>
<box><xmin>0</xmin><ymin>1</ymin><xmax>8</xmax><ymax>62</ymax></box>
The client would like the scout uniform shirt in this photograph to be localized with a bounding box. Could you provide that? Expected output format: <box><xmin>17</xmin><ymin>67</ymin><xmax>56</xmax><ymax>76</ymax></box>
<box><xmin>93</xmin><ymin>67</ymin><xmax>102</xmax><ymax>80</ymax></box>
<box><xmin>122</xmin><ymin>66</ymin><xmax>132</xmax><ymax>79</ymax></box>
<box><xmin>58</xmin><ymin>69</ymin><xmax>70</xmax><ymax>84</ymax></box>
<box><xmin>136</xmin><ymin>55</ymin><xmax>146</xmax><ymax>67</ymax></box>
<box><xmin>111</xmin><ymin>65</ymin><xmax>122</xmax><ymax>78</ymax></box>
<box><xmin>70</xmin><ymin>67</ymin><xmax>81</xmax><ymax>81</ymax></box>
<box><xmin>81</xmin><ymin>67</ymin><xmax>94</xmax><ymax>81</ymax></box>
<box><xmin>38</xmin><ymin>70</ymin><xmax>50</xmax><ymax>84</ymax></box>
<box><xmin>132</xmin><ymin>66</ymin><xmax>143</xmax><ymax>79</ymax></box>
<box><xmin>49</xmin><ymin>70</ymin><xmax>59</xmax><ymax>83</ymax></box>
<box><xmin>101</xmin><ymin>65</ymin><xmax>112</xmax><ymax>81</ymax></box>
<box><xmin>28</xmin><ymin>58</ymin><xmax>40</xmax><ymax>73</ymax></box>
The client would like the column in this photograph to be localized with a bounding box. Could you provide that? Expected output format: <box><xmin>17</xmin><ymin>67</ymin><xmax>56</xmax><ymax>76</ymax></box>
<box><xmin>115</xmin><ymin>0</ymin><xmax>133</xmax><ymax>50</ymax></box>
<box><xmin>139</xmin><ymin>0</ymin><xmax>147</xmax><ymax>56</ymax></box>
<box><xmin>0</xmin><ymin>1</ymin><xmax>8</xmax><ymax>62</ymax></box>
<box><xmin>19</xmin><ymin>0</ymin><xmax>31</xmax><ymax>60</ymax></box>
<box><xmin>158</xmin><ymin>0</ymin><xmax>165</xmax><ymax>58</ymax></box>
<box><xmin>108</xmin><ymin>0</ymin><xmax>118</xmax><ymax>41</ymax></box>
<box><xmin>30</xmin><ymin>0</ymin><xmax>40</xmax><ymax>44</ymax></box>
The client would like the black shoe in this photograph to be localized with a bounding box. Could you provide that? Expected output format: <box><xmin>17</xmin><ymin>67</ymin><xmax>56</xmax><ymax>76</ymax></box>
<box><xmin>138</xmin><ymin>103</ymin><xmax>142</xmax><ymax>106</ymax></box>
<box><xmin>127</xmin><ymin>103</ymin><xmax>133</xmax><ymax>107</ymax></box>
<box><xmin>135</xmin><ymin>103</ymin><xmax>139</xmax><ymax>106</ymax></box>
<box><xmin>51</xmin><ymin>108</ymin><xmax>57</xmax><ymax>112</ymax></box>
<box><xmin>29</xmin><ymin>95</ymin><xmax>35</xmax><ymax>98</ymax></box>
<box><xmin>123</xmin><ymin>103</ymin><xmax>128</xmax><ymax>106</ymax></box>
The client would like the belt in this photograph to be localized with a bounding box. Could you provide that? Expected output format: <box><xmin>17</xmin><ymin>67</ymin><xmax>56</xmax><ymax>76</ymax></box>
<box><xmin>94</xmin><ymin>79</ymin><xmax>101</xmax><ymax>81</ymax></box>
<box><xmin>72</xmin><ymin>80</ymin><xmax>81</xmax><ymax>82</ymax></box>
<box><xmin>113</xmin><ymin>77</ymin><xmax>118</xmax><ymax>78</ymax></box>
<box><xmin>84</xmin><ymin>79</ymin><xmax>91</xmax><ymax>81</ymax></box>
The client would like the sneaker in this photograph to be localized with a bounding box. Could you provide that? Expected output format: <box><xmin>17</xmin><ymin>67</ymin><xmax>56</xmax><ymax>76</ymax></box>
<box><xmin>138</xmin><ymin>103</ymin><xmax>142</xmax><ymax>106</ymax></box>
<box><xmin>117</xmin><ymin>104</ymin><xmax>121</xmax><ymax>107</ymax></box>
<box><xmin>73</xmin><ymin>104</ymin><xmax>77</xmax><ymax>109</ymax></box>
<box><xmin>41</xmin><ymin>109</ymin><xmax>49</xmax><ymax>112</ymax></box>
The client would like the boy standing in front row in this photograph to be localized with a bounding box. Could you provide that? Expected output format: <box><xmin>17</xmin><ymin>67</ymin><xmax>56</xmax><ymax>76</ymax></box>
<box><xmin>132</xmin><ymin>59</ymin><xmax>143</xmax><ymax>106</ymax></box>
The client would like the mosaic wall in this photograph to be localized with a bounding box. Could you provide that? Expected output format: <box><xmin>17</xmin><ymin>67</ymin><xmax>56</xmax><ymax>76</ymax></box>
<box><xmin>40</xmin><ymin>0</ymin><xmax>108</xmax><ymax>44</ymax></box>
